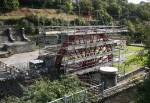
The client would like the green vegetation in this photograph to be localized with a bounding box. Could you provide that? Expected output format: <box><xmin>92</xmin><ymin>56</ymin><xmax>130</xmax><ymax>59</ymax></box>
<box><xmin>1</xmin><ymin>76</ymin><xmax>83</xmax><ymax>103</ymax></box>
<box><xmin>113</xmin><ymin>53</ymin><xmax>148</xmax><ymax>74</ymax></box>
<box><xmin>78</xmin><ymin>0</ymin><xmax>93</xmax><ymax>14</ymax></box>
<box><xmin>0</xmin><ymin>0</ymin><xmax>150</xmax><ymax>102</ymax></box>
<box><xmin>0</xmin><ymin>0</ymin><xmax>19</xmax><ymax>11</ymax></box>
<box><xmin>63</xmin><ymin>0</ymin><xmax>73</xmax><ymax>13</ymax></box>
<box><xmin>0</xmin><ymin>0</ymin><xmax>149</xmax><ymax>27</ymax></box>
<box><xmin>123</xmin><ymin>54</ymin><xmax>147</xmax><ymax>73</ymax></box>
<box><xmin>113</xmin><ymin>46</ymin><xmax>147</xmax><ymax>74</ymax></box>
<box><xmin>135</xmin><ymin>20</ymin><xmax>150</xmax><ymax>103</ymax></box>
<box><xmin>126</xmin><ymin>46</ymin><xmax>144</xmax><ymax>52</ymax></box>
<box><xmin>135</xmin><ymin>77</ymin><xmax>150</xmax><ymax>103</ymax></box>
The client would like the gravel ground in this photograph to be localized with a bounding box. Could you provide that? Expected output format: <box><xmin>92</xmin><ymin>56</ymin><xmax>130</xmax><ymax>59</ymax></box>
<box><xmin>0</xmin><ymin>50</ymin><xmax>40</xmax><ymax>67</ymax></box>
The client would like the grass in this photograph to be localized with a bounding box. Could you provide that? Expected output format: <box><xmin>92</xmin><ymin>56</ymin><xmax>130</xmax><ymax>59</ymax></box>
<box><xmin>126</xmin><ymin>46</ymin><xmax>144</xmax><ymax>52</ymax></box>
<box><xmin>113</xmin><ymin>46</ymin><xmax>147</xmax><ymax>74</ymax></box>
<box><xmin>113</xmin><ymin>46</ymin><xmax>144</xmax><ymax>58</ymax></box>
<box><xmin>113</xmin><ymin>54</ymin><xmax>148</xmax><ymax>74</ymax></box>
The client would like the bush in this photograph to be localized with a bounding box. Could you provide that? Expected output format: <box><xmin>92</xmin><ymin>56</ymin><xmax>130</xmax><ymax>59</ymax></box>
<box><xmin>24</xmin><ymin>14</ymin><xmax>69</xmax><ymax>26</ymax></box>
<box><xmin>3</xmin><ymin>19</ymin><xmax>19</xmax><ymax>25</ymax></box>
<box><xmin>78</xmin><ymin>0</ymin><xmax>93</xmax><ymax>15</ymax></box>
<box><xmin>95</xmin><ymin>9</ymin><xmax>113</xmax><ymax>25</ymax></box>
<box><xmin>1</xmin><ymin>76</ymin><xmax>83</xmax><ymax>103</ymax></box>
<box><xmin>0</xmin><ymin>21</ymin><xmax>4</xmax><ymax>26</ymax></box>
<box><xmin>136</xmin><ymin>78</ymin><xmax>150</xmax><ymax>103</ymax></box>
<box><xmin>71</xmin><ymin>18</ymin><xmax>87</xmax><ymax>26</ymax></box>
<box><xmin>19</xmin><ymin>0</ymin><xmax>61</xmax><ymax>9</ymax></box>
<box><xmin>63</xmin><ymin>0</ymin><xmax>73</xmax><ymax>13</ymax></box>
<box><xmin>15</xmin><ymin>19</ymin><xmax>36</xmax><ymax>35</ymax></box>
<box><xmin>3</xmin><ymin>0</ymin><xmax>19</xmax><ymax>11</ymax></box>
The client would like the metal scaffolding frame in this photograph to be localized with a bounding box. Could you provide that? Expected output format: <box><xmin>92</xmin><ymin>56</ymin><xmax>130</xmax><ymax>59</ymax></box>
<box><xmin>54</xmin><ymin>26</ymin><xmax>127</xmax><ymax>75</ymax></box>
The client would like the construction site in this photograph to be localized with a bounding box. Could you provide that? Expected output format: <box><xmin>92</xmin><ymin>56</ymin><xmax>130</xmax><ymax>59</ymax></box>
<box><xmin>0</xmin><ymin>26</ymin><xmax>127</xmax><ymax>78</ymax></box>
<box><xmin>0</xmin><ymin>25</ymin><xmax>149</xmax><ymax>103</ymax></box>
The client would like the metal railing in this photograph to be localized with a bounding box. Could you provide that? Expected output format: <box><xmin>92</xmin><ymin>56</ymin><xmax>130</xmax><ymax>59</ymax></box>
<box><xmin>118</xmin><ymin>67</ymin><xmax>145</xmax><ymax>82</ymax></box>
<box><xmin>48</xmin><ymin>71</ymin><xmax>146</xmax><ymax>103</ymax></box>
<box><xmin>48</xmin><ymin>83</ymin><xmax>103</xmax><ymax>103</ymax></box>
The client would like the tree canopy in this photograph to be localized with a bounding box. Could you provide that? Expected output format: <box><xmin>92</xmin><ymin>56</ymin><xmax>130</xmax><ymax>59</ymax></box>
<box><xmin>1</xmin><ymin>76</ymin><xmax>83</xmax><ymax>103</ymax></box>
<box><xmin>0</xmin><ymin>0</ymin><xmax>19</xmax><ymax>11</ymax></box>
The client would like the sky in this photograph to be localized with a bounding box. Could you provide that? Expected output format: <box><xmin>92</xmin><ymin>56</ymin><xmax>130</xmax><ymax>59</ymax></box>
<box><xmin>128</xmin><ymin>0</ymin><xmax>150</xmax><ymax>4</ymax></box>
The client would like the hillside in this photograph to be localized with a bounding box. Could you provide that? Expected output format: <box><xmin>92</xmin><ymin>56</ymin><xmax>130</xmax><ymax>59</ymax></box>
<box><xmin>0</xmin><ymin>0</ymin><xmax>150</xmax><ymax>103</ymax></box>
<box><xmin>0</xmin><ymin>8</ymin><xmax>82</xmax><ymax>21</ymax></box>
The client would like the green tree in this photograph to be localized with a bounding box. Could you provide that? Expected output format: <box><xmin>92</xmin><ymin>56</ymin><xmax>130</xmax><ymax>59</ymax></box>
<box><xmin>1</xmin><ymin>76</ymin><xmax>83</xmax><ymax>103</ymax></box>
<box><xmin>79</xmin><ymin>0</ymin><xmax>93</xmax><ymax>15</ymax></box>
<box><xmin>71</xmin><ymin>18</ymin><xmax>87</xmax><ymax>26</ymax></box>
<box><xmin>93</xmin><ymin>0</ymin><xmax>106</xmax><ymax>10</ymax></box>
<box><xmin>107</xmin><ymin>3</ymin><xmax>122</xmax><ymax>18</ymax></box>
<box><xmin>63</xmin><ymin>0</ymin><xmax>73</xmax><ymax>13</ymax></box>
<box><xmin>137</xmin><ymin>3</ymin><xmax>150</xmax><ymax>21</ymax></box>
<box><xmin>136</xmin><ymin>78</ymin><xmax>150</xmax><ymax>103</ymax></box>
<box><xmin>3</xmin><ymin>0</ymin><xmax>19</xmax><ymax>11</ymax></box>
<box><xmin>135</xmin><ymin>23</ymin><xmax>150</xmax><ymax>103</ymax></box>
<box><xmin>96</xmin><ymin>9</ymin><xmax>113</xmax><ymax>25</ymax></box>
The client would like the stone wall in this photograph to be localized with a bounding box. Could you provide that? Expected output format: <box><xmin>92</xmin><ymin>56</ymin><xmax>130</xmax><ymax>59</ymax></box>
<box><xmin>0</xmin><ymin>28</ymin><xmax>37</xmax><ymax>54</ymax></box>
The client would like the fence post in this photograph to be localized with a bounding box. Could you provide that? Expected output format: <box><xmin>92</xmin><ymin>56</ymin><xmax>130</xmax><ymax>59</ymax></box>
<box><xmin>84</xmin><ymin>90</ymin><xmax>87</xmax><ymax>103</ymax></box>
<box><xmin>98</xmin><ymin>83</ymin><xmax>101</xmax><ymax>94</ymax></box>
<box><xmin>64</xmin><ymin>95</ymin><xmax>67</xmax><ymax>103</ymax></box>
<box><xmin>102</xmin><ymin>82</ymin><xmax>104</xmax><ymax>95</ymax></box>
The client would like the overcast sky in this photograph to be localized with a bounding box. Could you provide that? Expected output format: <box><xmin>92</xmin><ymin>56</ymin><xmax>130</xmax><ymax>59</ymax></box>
<box><xmin>128</xmin><ymin>0</ymin><xmax>150</xmax><ymax>4</ymax></box>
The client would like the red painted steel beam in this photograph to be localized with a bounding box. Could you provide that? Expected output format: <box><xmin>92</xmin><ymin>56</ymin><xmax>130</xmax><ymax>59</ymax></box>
<box><xmin>55</xmin><ymin>33</ymin><xmax>113</xmax><ymax>73</ymax></box>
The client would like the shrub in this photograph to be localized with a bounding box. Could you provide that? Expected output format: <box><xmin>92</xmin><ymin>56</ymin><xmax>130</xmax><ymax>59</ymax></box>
<box><xmin>1</xmin><ymin>76</ymin><xmax>83</xmax><ymax>103</ymax></box>
<box><xmin>3</xmin><ymin>0</ymin><xmax>19</xmax><ymax>11</ymax></box>
<box><xmin>0</xmin><ymin>21</ymin><xmax>4</xmax><ymax>26</ymax></box>
<box><xmin>16</xmin><ymin>19</ymin><xmax>36</xmax><ymax>35</ymax></box>
<box><xmin>78</xmin><ymin>0</ymin><xmax>93</xmax><ymax>15</ymax></box>
<box><xmin>63</xmin><ymin>0</ymin><xmax>73</xmax><ymax>13</ymax></box>
<box><xmin>71</xmin><ymin>18</ymin><xmax>87</xmax><ymax>26</ymax></box>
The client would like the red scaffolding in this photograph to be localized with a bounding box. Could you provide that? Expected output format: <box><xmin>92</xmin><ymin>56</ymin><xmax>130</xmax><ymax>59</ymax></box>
<box><xmin>54</xmin><ymin>26</ymin><xmax>127</xmax><ymax>75</ymax></box>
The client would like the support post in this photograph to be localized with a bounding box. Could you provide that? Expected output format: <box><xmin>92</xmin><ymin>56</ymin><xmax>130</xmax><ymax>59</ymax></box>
<box><xmin>84</xmin><ymin>90</ymin><xmax>87</xmax><ymax>103</ymax></box>
<box><xmin>102</xmin><ymin>82</ymin><xmax>104</xmax><ymax>95</ymax></box>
